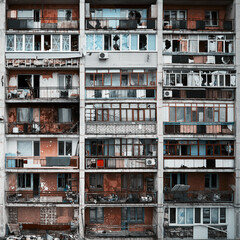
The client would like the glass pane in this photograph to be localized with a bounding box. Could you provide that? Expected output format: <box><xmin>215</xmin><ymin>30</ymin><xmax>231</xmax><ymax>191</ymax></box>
<box><xmin>16</xmin><ymin>35</ymin><xmax>23</xmax><ymax>51</ymax></box>
<box><xmin>86</xmin><ymin>35</ymin><xmax>94</xmax><ymax>50</ymax></box>
<box><xmin>186</xmin><ymin>208</ymin><xmax>193</xmax><ymax>224</ymax></box>
<box><xmin>211</xmin><ymin>208</ymin><xmax>218</xmax><ymax>224</ymax></box>
<box><xmin>203</xmin><ymin>208</ymin><xmax>210</xmax><ymax>224</ymax></box>
<box><xmin>25</xmin><ymin>35</ymin><xmax>33</xmax><ymax>51</ymax></box>
<box><xmin>52</xmin><ymin>35</ymin><xmax>60</xmax><ymax>51</ymax></box>
<box><xmin>177</xmin><ymin>208</ymin><xmax>185</xmax><ymax>224</ymax></box>
<box><xmin>131</xmin><ymin>34</ymin><xmax>138</xmax><ymax>50</ymax></box>
<box><xmin>122</xmin><ymin>34</ymin><xmax>129</xmax><ymax>50</ymax></box>
<box><xmin>7</xmin><ymin>35</ymin><xmax>14</xmax><ymax>51</ymax></box>
<box><xmin>95</xmin><ymin>35</ymin><xmax>103</xmax><ymax>50</ymax></box>
<box><xmin>176</xmin><ymin>107</ymin><xmax>184</xmax><ymax>122</ymax></box>
<box><xmin>148</xmin><ymin>35</ymin><xmax>156</xmax><ymax>50</ymax></box>
<box><xmin>62</xmin><ymin>35</ymin><xmax>70</xmax><ymax>51</ymax></box>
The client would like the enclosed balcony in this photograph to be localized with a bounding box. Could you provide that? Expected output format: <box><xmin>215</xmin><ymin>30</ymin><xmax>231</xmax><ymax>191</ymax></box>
<box><xmin>164</xmin><ymin>140</ymin><xmax>235</xmax><ymax>169</ymax></box>
<box><xmin>163</xmin><ymin>4</ymin><xmax>234</xmax><ymax>31</ymax></box>
<box><xmin>86</xmin><ymin>7</ymin><xmax>156</xmax><ymax>30</ymax></box>
<box><xmin>163</xmin><ymin>103</ymin><xmax>235</xmax><ymax>135</ymax></box>
<box><xmin>7</xmin><ymin>106</ymin><xmax>79</xmax><ymax>135</ymax></box>
<box><xmin>7</xmin><ymin>7</ymin><xmax>79</xmax><ymax>30</ymax></box>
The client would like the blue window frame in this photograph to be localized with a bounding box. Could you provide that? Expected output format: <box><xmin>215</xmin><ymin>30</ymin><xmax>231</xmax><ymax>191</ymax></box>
<box><xmin>90</xmin><ymin>207</ymin><xmax>104</xmax><ymax>223</ymax></box>
<box><xmin>122</xmin><ymin>207</ymin><xmax>144</xmax><ymax>223</ymax></box>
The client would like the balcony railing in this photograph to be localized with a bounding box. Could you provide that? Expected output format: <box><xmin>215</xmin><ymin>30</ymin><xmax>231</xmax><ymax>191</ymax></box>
<box><xmin>163</xmin><ymin>19</ymin><xmax>233</xmax><ymax>31</ymax></box>
<box><xmin>86</xmin><ymin>122</ymin><xmax>156</xmax><ymax>135</ymax></box>
<box><xmin>86</xmin><ymin>18</ymin><xmax>156</xmax><ymax>30</ymax></box>
<box><xmin>164</xmin><ymin>123</ymin><xmax>234</xmax><ymax>135</ymax></box>
<box><xmin>6</xmin><ymin>87</ymin><xmax>79</xmax><ymax>101</ymax></box>
<box><xmin>7</xmin><ymin>17</ymin><xmax>79</xmax><ymax>30</ymax></box>
<box><xmin>6</xmin><ymin>156</ymin><xmax>79</xmax><ymax>169</ymax></box>
<box><xmin>86</xmin><ymin>158</ymin><xmax>157</xmax><ymax>170</ymax></box>
<box><xmin>6</xmin><ymin>190</ymin><xmax>79</xmax><ymax>204</ymax></box>
<box><xmin>85</xmin><ymin>225</ymin><xmax>157</xmax><ymax>238</ymax></box>
<box><xmin>85</xmin><ymin>191</ymin><xmax>157</xmax><ymax>204</ymax></box>
<box><xmin>7</xmin><ymin>122</ymin><xmax>79</xmax><ymax>134</ymax></box>
<box><xmin>6</xmin><ymin>58</ymin><xmax>80</xmax><ymax>68</ymax></box>
<box><xmin>164</xmin><ymin>190</ymin><xmax>233</xmax><ymax>203</ymax></box>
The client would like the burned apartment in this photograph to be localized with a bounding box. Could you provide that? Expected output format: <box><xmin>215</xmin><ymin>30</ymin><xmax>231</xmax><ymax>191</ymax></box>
<box><xmin>0</xmin><ymin>0</ymin><xmax>240</xmax><ymax>239</ymax></box>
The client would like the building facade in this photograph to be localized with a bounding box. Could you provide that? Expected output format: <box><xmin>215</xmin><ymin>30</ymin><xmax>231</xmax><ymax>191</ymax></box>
<box><xmin>0</xmin><ymin>0</ymin><xmax>240</xmax><ymax>239</ymax></box>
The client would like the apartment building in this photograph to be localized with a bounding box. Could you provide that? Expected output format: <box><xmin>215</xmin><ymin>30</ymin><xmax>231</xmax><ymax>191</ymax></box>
<box><xmin>0</xmin><ymin>0</ymin><xmax>239</xmax><ymax>239</ymax></box>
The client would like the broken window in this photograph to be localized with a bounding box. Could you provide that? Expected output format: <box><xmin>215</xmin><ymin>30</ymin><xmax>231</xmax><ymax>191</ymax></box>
<box><xmin>139</xmin><ymin>34</ymin><xmax>147</xmax><ymax>50</ymax></box>
<box><xmin>25</xmin><ymin>35</ymin><xmax>33</xmax><ymax>51</ymax></box>
<box><xmin>89</xmin><ymin>174</ymin><xmax>103</xmax><ymax>190</ymax></box>
<box><xmin>58</xmin><ymin>141</ymin><xmax>72</xmax><ymax>156</ymax></box>
<box><xmin>113</xmin><ymin>34</ymin><xmax>120</xmax><ymax>50</ymax></box>
<box><xmin>90</xmin><ymin>208</ymin><xmax>104</xmax><ymax>223</ymax></box>
<box><xmin>16</xmin><ymin>35</ymin><xmax>23</xmax><ymax>51</ymax></box>
<box><xmin>44</xmin><ymin>35</ymin><xmax>51</xmax><ymax>51</ymax></box>
<box><xmin>71</xmin><ymin>35</ymin><xmax>78</xmax><ymax>51</ymax></box>
<box><xmin>62</xmin><ymin>35</ymin><xmax>70</xmax><ymax>51</ymax></box>
<box><xmin>34</xmin><ymin>35</ymin><xmax>41</xmax><ymax>51</ymax></box>
<box><xmin>199</xmin><ymin>40</ymin><xmax>208</xmax><ymax>52</ymax></box>
<box><xmin>58</xmin><ymin>9</ymin><xmax>72</xmax><ymax>21</ymax></box>
<box><xmin>52</xmin><ymin>35</ymin><xmax>60</xmax><ymax>51</ymax></box>
<box><xmin>104</xmin><ymin>34</ymin><xmax>111</xmax><ymax>50</ymax></box>
<box><xmin>57</xmin><ymin>173</ymin><xmax>71</xmax><ymax>190</ymax></box>
<box><xmin>18</xmin><ymin>173</ymin><xmax>32</xmax><ymax>189</ymax></box>
<box><xmin>205</xmin><ymin>11</ymin><xmax>218</xmax><ymax>26</ymax></box>
<box><xmin>17</xmin><ymin>108</ymin><xmax>33</xmax><ymax>122</ymax></box>
<box><xmin>58</xmin><ymin>108</ymin><xmax>72</xmax><ymax>123</ymax></box>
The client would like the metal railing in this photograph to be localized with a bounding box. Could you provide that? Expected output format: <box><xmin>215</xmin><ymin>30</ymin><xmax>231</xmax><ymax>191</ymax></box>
<box><xmin>6</xmin><ymin>156</ymin><xmax>79</xmax><ymax>169</ymax></box>
<box><xmin>6</xmin><ymin>190</ymin><xmax>79</xmax><ymax>203</ymax></box>
<box><xmin>164</xmin><ymin>122</ymin><xmax>235</xmax><ymax>135</ymax></box>
<box><xmin>85</xmin><ymin>191</ymin><xmax>157</xmax><ymax>204</ymax></box>
<box><xmin>7</xmin><ymin>122</ymin><xmax>79</xmax><ymax>134</ymax></box>
<box><xmin>6</xmin><ymin>87</ymin><xmax>79</xmax><ymax>100</ymax></box>
<box><xmin>86</xmin><ymin>18</ymin><xmax>156</xmax><ymax>30</ymax></box>
<box><xmin>163</xmin><ymin>19</ymin><xmax>233</xmax><ymax>31</ymax></box>
<box><xmin>85</xmin><ymin>158</ymin><xmax>157</xmax><ymax>170</ymax></box>
<box><xmin>7</xmin><ymin>17</ymin><xmax>79</xmax><ymax>30</ymax></box>
<box><xmin>85</xmin><ymin>224</ymin><xmax>157</xmax><ymax>238</ymax></box>
<box><xmin>164</xmin><ymin>190</ymin><xmax>233</xmax><ymax>203</ymax></box>
<box><xmin>6</xmin><ymin>58</ymin><xmax>80</xmax><ymax>68</ymax></box>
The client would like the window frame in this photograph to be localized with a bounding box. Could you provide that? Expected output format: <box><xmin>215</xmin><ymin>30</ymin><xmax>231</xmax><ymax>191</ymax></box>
<box><xmin>17</xmin><ymin>173</ymin><xmax>33</xmax><ymax>189</ymax></box>
<box><xmin>89</xmin><ymin>207</ymin><xmax>104</xmax><ymax>223</ymax></box>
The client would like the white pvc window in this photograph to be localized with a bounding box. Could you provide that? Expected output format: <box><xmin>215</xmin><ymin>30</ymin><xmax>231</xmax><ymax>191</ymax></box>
<box><xmin>52</xmin><ymin>35</ymin><xmax>60</xmax><ymax>51</ymax></box>
<box><xmin>25</xmin><ymin>35</ymin><xmax>33</xmax><ymax>51</ymax></box>
<box><xmin>62</xmin><ymin>35</ymin><xmax>70</xmax><ymax>51</ymax></box>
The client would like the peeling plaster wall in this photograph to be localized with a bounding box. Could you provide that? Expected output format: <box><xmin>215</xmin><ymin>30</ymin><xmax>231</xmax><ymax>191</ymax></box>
<box><xmin>18</xmin><ymin>207</ymin><xmax>40</xmax><ymax>224</ymax></box>
<box><xmin>8</xmin><ymin>173</ymin><xmax>17</xmax><ymax>191</ymax></box>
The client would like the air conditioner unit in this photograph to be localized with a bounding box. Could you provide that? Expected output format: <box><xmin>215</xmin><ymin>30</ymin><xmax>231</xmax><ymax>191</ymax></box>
<box><xmin>163</xmin><ymin>90</ymin><xmax>172</xmax><ymax>98</ymax></box>
<box><xmin>99</xmin><ymin>52</ymin><xmax>109</xmax><ymax>60</ymax></box>
<box><xmin>146</xmin><ymin>158</ymin><xmax>156</xmax><ymax>166</ymax></box>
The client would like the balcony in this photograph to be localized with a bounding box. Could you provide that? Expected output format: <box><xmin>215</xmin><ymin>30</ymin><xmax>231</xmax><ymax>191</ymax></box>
<box><xmin>164</xmin><ymin>157</ymin><xmax>234</xmax><ymax>169</ymax></box>
<box><xmin>86</xmin><ymin>158</ymin><xmax>157</xmax><ymax>170</ymax></box>
<box><xmin>163</xmin><ymin>19</ymin><xmax>233</xmax><ymax>31</ymax></box>
<box><xmin>7</xmin><ymin>122</ymin><xmax>79</xmax><ymax>135</ymax></box>
<box><xmin>164</xmin><ymin>123</ymin><xmax>234</xmax><ymax>135</ymax></box>
<box><xmin>164</xmin><ymin>189</ymin><xmax>233</xmax><ymax>203</ymax></box>
<box><xmin>7</xmin><ymin>17</ymin><xmax>79</xmax><ymax>30</ymax></box>
<box><xmin>6</xmin><ymin>58</ymin><xmax>80</xmax><ymax>69</ymax></box>
<box><xmin>6</xmin><ymin>156</ymin><xmax>79</xmax><ymax>169</ymax></box>
<box><xmin>6</xmin><ymin>87</ymin><xmax>79</xmax><ymax>102</ymax></box>
<box><xmin>85</xmin><ymin>225</ymin><xmax>157</xmax><ymax>238</ymax></box>
<box><xmin>85</xmin><ymin>191</ymin><xmax>157</xmax><ymax>204</ymax></box>
<box><xmin>86</xmin><ymin>18</ymin><xmax>156</xmax><ymax>30</ymax></box>
<box><xmin>6</xmin><ymin>190</ymin><xmax>79</xmax><ymax>204</ymax></box>
<box><xmin>86</xmin><ymin>122</ymin><xmax>156</xmax><ymax>135</ymax></box>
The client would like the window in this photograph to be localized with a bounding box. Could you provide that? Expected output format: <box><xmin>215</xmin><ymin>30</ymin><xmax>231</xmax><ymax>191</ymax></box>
<box><xmin>122</xmin><ymin>174</ymin><xmax>143</xmax><ymax>190</ymax></box>
<box><xmin>90</xmin><ymin>208</ymin><xmax>104</xmax><ymax>223</ymax></box>
<box><xmin>58</xmin><ymin>141</ymin><xmax>72</xmax><ymax>156</ymax></box>
<box><xmin>25</xmin><ymin>35</ymin><xmax>33</xmax><ymax>51</ymax></box>
<box><xmin>169</xmin><ymin>207</ymin><xmax>226</xmax><ymax>225</ymax></box>
<box><xmin>57</xmin><ymin>173</ymin><xmax>71</xmax><ymax>191</ymax></box>
<box><xmin>52</xmin><ymin>35</ymin><xmax>60</xmax><ymax>51</ymax></box>
<box><xmin>205</xmin><ymin>174</ymin><xmax>218</xmax><ymax>189</ymax></box>
<box><xmin>17</xmin><ymin>141</ymin><xmax>40</xmax><ymax>156</ymax></box>
<box><xmin>18</xmin><ymin>173</ymin><xmax>32</xmax><ymax>189</ymax></box>
<box><xmin>59</xmin><ymin>75</ymin><xmax>72</xmax><ymax>89</ymax></box>
<box><xmin>122</xmin><ymin>208</ymin><xmax>144</xmax><ymax>223</ymax></box>
<box><xmin>58</xmin><ymin>108</ymin><xmax>72</xmax><ymax>123</ymax></box>
<box><xmin>165</xmin><ymin>173</ymin><xmax>187</xmax><ymax>189</ymax></box>
<box><xmin>205</xmin><ymin>11</ymin><xmax>218</xmax><ymax>26</ymax></box>
<box><xmin>58</xmin><ymin>10</ymin><xmax>72</xmax><ymax>21</ymax></box>
<box><xmin>7</xmin><ymin>35</ymin><xmax>14</xmax><ymax>51</ymax></box>
<box><xmin>17</xmin><ymin>108</ymin><xmax>33</xmax><ymax>122</ymax></box>
<box><xmin>89</xmin><ymin>174</ymin><xmax>103</xmax><ymax>190</ymax></box>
